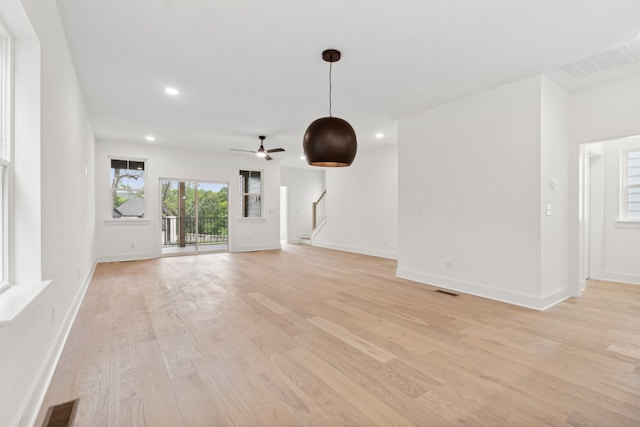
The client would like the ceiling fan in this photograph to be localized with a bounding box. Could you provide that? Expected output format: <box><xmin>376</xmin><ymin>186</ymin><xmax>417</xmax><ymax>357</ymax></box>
<box><xmin>230</xmin><ymin>135</ymin><xmax>285</xmax><ymax>161</ymax></box>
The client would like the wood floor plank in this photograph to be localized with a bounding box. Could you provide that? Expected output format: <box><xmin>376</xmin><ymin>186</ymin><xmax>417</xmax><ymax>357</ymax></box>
<box><xmin>607</xmin><ymin>343</ymin><xmax>640</xmax><ymax>360</ymax></box>
<box><xmin>135</xmin><ymin>340</ymin><xmax>184</xmax><ymax>427</ymax></box>
<box><xmin>249</xmin><ymin>334</ymin><xmax>373</xmax><ymax>426</ymax></box>
<box><xmin>246</xmin><ymin>291</ymin><xmax>291</xmax><ymax>314</ymax></box>
<box><xmin>307</xmin><ymin>316</ymin><xmax>397</xmax><ymax>362</ymax></box>
<box><xmin>35</xmin><ymin>244</ymin><xmax>640</xmax><ymax>426</ymax></box>
<box><xmin>288</xmin><ymin>346</ymin><xmax>415</xmax><ymax>426</ymax></box>
<box><xmin>107</xmin><ymin>332</ymin><xmax>144</xmax><ymax>427</ymax></box>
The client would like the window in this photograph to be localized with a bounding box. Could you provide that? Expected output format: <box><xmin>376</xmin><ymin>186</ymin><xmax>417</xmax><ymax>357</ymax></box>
<box><xmin>622</xmin><ymin>149</ymin><xmax>640</xmax><ymax>221</ymax></box>
<box><xmin>110</xmin><ymin>158</ymin><xmax>145</xmax><ymax>218</ymax></box>
<box><xmin>239</xmin><ymin>170</ymin><xmax>262</xmax><ymax>218</ymax></box>
<box><xmin>0</xmin><ymin>19</ymin><xmax>12</xmax><ymax>289</ymax></box>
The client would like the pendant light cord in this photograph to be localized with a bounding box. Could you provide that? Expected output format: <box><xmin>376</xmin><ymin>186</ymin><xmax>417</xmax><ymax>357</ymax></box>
<box><xmin>328</xmin><ymin>61</ymin><xmax>333</xmax><ymax>117</ymax></box>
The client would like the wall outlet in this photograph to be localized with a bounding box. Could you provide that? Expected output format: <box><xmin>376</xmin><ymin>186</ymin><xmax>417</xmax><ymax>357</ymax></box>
<box><xmin>446</xmin><ymin>259</ymin><xmax>452</xmax><ymax>270</ymax></box>
<box><xmin>130</xmin><ymin>242</ymin><xmax>135</xmax><ymax>248</ymax></box>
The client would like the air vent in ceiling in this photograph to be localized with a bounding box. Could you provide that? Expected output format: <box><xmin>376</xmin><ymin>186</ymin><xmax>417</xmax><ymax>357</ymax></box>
<box><xmin>556</xmin><ymin>43</ymin><xmax>640</xmax><ymax>81</ymax></box>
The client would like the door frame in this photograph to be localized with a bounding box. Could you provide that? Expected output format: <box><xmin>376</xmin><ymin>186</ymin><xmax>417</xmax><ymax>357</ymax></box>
<box><xmin>159</xmin><ymin>177</ymin><xmax>229</xmax><ymax>256</ymax></box>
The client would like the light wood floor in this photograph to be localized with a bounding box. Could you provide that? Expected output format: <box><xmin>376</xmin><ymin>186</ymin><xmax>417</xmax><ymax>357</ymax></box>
<box><xmin>36</xmin><ymin>244</ymin><xmax>640</xmax><ymax>426</ymax></box>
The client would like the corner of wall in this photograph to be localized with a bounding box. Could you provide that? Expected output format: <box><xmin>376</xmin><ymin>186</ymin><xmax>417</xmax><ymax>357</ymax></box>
<box><xmin>396</xmin><ymin>267</ymin><xmax>571</xmax><ymax>311</ymax></box>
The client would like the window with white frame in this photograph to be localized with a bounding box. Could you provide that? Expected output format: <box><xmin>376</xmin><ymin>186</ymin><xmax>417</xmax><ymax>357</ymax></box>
<box><xmin>0</xmin><ymin>19</ymin><xmax>12</xmax><ymax>290</ymax></box>
<box><xmin>110</xmin><ymin>158</ymin><xmax>145</xmax><ymax>218</ymax></box>
<box><xmin>622</xmin><ymin>149</ymin><xmax>640</xmax><ymax>221</ymax></box>
<box><xmin>239</xmin><ymin>170</ymin><xmax>262</xmax><ymax>218</ymax></box>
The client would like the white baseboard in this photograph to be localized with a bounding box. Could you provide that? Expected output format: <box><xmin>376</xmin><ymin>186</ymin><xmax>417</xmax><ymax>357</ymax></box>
<box><xmin>18</xmin><ymin>261</ymin><xmax>97</xmax><ymax>427</ymax></box>
<box><xmin>601</xmin><ymin>271</ymin><xmax>640</xmax><ymax>286</ymax></box>
<box><xmin>312</xmin><ymin>241</ymin><xmax>398</xmax><ymax>260</ymax></box>
<box><xmin>95</xmin><ymin>252</ymin><xmax>156</xmax><ymax>263</ymax></box>
<box><xmin>232</xmin><ymin>244</ymin><xmax>281</xmax><ymax>253</ymax></box>
<box><xmin>396</xmin><ymin>268</ymin><xmax>570</xmax><ymax>311</ymax></box>
<box><xmin>539</xmin><ymin>287</ymin><xmax>573</xmax><ymax>310</ymax></box>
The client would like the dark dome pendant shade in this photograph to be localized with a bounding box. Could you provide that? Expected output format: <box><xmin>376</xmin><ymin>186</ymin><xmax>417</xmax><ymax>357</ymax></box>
<box><xmin>303</xmin><ymin>49</ymin><xmax>357</xmax><ymax>167</ymax></box>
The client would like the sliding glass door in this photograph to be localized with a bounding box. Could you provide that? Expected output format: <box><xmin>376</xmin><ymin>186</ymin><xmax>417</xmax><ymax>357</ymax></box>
<box><xmin>160</xmin><ymin>179</ymin><xmax>228</xmax><ymax>255</ymax></box>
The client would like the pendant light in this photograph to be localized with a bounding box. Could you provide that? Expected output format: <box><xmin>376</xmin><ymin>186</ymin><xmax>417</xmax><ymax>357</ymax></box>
<box><xmin>303</xmin><ymin>49</ymin><xmax>357</xmax><ymax>167</ymax></box>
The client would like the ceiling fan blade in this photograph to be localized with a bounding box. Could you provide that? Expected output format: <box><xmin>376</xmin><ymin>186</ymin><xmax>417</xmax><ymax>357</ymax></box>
<box><xmin>229</xmin><ymin>149</ymin><xmax>256</xmax><ymax>153</ymax></box>
<box><xmin>265</xmin><ymin>154</ymin><xmax>273</xmax><ymax>161</ymax></box>
<box><xmin>266</xmin><ymin>148</ymin><xmax>285</xmax><ymax>153</ymax></box>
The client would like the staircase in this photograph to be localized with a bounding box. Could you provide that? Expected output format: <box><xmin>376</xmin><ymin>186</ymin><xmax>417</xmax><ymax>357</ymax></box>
<box><xmin>305</xmin><ymin>190</ymin><xmax>326</xmax><ymax>245</ymax></box>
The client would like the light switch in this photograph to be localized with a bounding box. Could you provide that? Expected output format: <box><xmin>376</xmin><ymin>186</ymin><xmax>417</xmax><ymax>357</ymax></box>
<box><xmin>546</xmin><ymin>204</ymin><xmax>552</xmax><ymax>216</ymax></box>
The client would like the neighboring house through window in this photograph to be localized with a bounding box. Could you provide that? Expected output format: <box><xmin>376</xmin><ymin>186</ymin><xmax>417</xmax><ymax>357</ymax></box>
<box><xmin>111</xmin><ymin>158</ymin><xmax>145</xmax><ymax>218</ymax></box>
<box><xmin>239</xmin><ymin>170</ymin><xmax>262</xmax><ymax>218</ymax></box>
<box><xmin>622</xmin><ymin>149</ymin><xmax>640</xmax><ymax>221</ymax></box>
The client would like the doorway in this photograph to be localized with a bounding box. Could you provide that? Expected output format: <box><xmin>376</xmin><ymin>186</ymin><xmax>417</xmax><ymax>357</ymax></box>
<box><xmin>578</xmin><ymin>137</ymin><xmax>640</xmax><ymax>289</ymax></box>
<box><xmin>582</xmin><ymin>146</ymin><xmax>605</xmax><ymax>281</ymax></box>
<box><xmin>280</xmin><ymin>186</ymin><xmax>288</xmax><ymax>243</ymax></box>
<box><xmin>160</xmin><ymin>179</ymin><xmax>229</xmax><ymax>255</ymax></box>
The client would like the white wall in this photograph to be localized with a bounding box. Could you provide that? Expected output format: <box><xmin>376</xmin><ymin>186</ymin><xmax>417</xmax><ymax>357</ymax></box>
<box><xmin>0</xmin><ymin>1</ymin><xmax>96</xmax><ymax>426</ymax></box>
<box><xmin>95</xmin><ymin>140</ymin><xmax>281</xmax><ymax>261</ymax></box>
<box><xmin>398</xmin><ymin>76</ymin><xmax>558</xmax><ymax>309</ymax></box>
<box><xmin>314</xmin><ymin>145</ymin><xmax>398</xmax><ymax>259</ymax></box>
<box><xmin>599</xmin><ymin>137</ymin><xmax>640</xmax><ymax>284</ymax></box>
<box><xmin>539</xmin><ymin>77</ymin><xmax>571</xmax><ymax>299</ymax></box>
<box><xmin>572</xmin><ymin>75</ymin><xmax>640</xmax><ymax>144</ymax></box>
<box><xmin>280</xmin><ymin>166</ymin><xmax>324</xmax><ymax>243</ymax></box>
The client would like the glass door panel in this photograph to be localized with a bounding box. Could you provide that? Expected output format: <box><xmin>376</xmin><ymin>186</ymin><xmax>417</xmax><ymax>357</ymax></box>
<box><xmin>195</xmin><ymin>182</ymin><xmax>228</xmax><ymax>252</ymax></box>
<box><xmin>161</xmin><ymin>179</ymin><xmax>228</xmax><ymax>255</ymax></box>
<box><xmin>183</xmin><ymin>181</ymin><xmax>197</xmax><ymax>250</ymax></box>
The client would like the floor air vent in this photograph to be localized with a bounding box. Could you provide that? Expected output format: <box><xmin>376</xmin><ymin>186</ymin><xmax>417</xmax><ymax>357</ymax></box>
<box><xmin>435</xmin><ymin>289</ymin><xmax>459</xmax><ymax>297</ymax></box>
<box><xmin>42</xmin><ymin>398</ymin><xmax>79</xmax><ymax>427</ymax></box>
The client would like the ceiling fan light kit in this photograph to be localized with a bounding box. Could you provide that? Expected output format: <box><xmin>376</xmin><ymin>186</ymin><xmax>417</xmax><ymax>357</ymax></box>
<box><xmin>303</xmin><ymin>49</ymin><xmax>357</xmax><ymax>167</ymax></box>
<box><xmin>230</xmin><ymin>135</ymin><xmax>285</xmax><ymax>161</ymax></box>
<box><xmin>256</xmin><ymin>135</ymin><xmax>268</xmax><ymax>158</ymax></box>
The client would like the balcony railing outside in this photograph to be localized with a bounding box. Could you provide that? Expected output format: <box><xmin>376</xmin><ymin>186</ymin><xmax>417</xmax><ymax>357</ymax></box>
<box><xmin>162</xmin><ymin>216</ymin><xmax>228</xmax><ymax>245</ymax></box>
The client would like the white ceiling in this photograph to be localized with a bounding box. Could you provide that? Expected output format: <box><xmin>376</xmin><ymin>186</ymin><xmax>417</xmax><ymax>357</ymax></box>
<box><xmin>55</xmin><ymin>0</ymin><xmax>640</xmax><ymax>167</ymax></box>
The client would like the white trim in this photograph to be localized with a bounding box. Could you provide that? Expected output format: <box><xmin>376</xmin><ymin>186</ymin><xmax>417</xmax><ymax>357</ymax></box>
<box><xmin>236</xmin><ymin>217</ymin><xmax>266</xmax><ymax>223</ymax></box>
<box><xmin>620</xmin><ymin>147</ymin><xmax>640</xmax><ymax>221</ymax></box>
<box><xmin>313</xmin><ymin>240</ymin><xmax>398</xmax><ymax>260</ymax></box>
<box><xmin>95</xmin><ymin>252</ymin><xmax>156</xmax><ymax>263</ymax></box>
<box><xmin>232</xmin><ymin>244</ymin><xmax>281</xmax><ymax>253</ymax></box>
<box><xmin>396</xmin><ymin>268</ymin><xmax>571</xmax><ymax>311</ymax></box>
<box><xmin>18</xmin><ymin>262</ymin><xmax>96</xmax><ymax>427</ymax></box>
<box><xmin>0</xmin><ymin>15</ymin><xmax>13</xmax><ymax>287</ymax></box>
<box><xmin>103</xmin><ymin>218</ymin><xmax>151</xmax><ymax>226</ymax></box>
<box><xmin>601</xmin><ymin>271</ymin><xmax>640</xmax><ymax>286</ymax></box>
<box><xmin>0</xmin><ymin>279</ymin><xmax>51</xmax><ymax>325</ymax></box>
<box><xmin>614</xmin><ymin>220</ymin><xmax>640</xmax><ymax>228</ymax></box>
<box><xmin>107</xmin><ymin>154</ymin><xmax>147</xmax><ymax>162</ymax></box>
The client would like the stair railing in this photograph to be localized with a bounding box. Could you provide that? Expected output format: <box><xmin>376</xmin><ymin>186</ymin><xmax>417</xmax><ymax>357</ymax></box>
<box><xmin>312</xmin><ymin>190</ymin><xmax>326</xmax><ymax>230</ymax></box>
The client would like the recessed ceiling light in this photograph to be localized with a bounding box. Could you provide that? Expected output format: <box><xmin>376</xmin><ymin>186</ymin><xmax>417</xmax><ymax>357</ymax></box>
<box><xmin>375</xmin><ymin>132</ymin><xmax>384</xmax><ymax>139</ymax></box>
<box><xmin>164</xmin><ymin>87</ymin><xmax>180</xmax><ymax>96</ymax></box>
<box><xmin>145</xmin><ymin>135</ymin><xmax>156</xmax><ymax>142</ymax></box>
